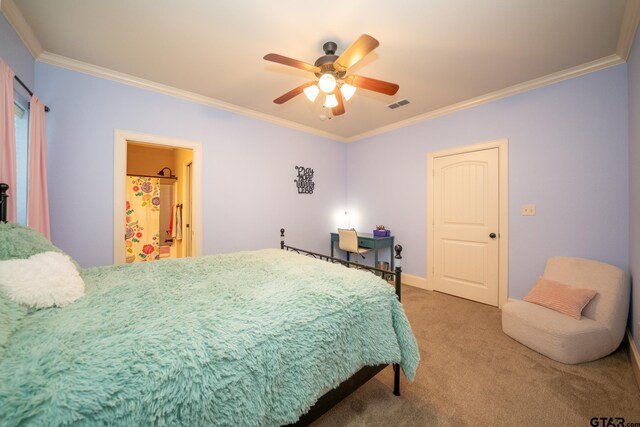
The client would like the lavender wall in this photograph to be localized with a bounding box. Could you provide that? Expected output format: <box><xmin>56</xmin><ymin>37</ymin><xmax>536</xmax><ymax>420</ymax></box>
<box><xmin>0</xmin><ymin>14</ymin><xmax>632</xmax><ymax>308</ymax></box>
<box><xmin>629</xmin><ymin>27</ymin><xmax>640</xmax><ymax>348</ymax></box>
<box><xmin>346</xmin><ymin>65</ymin><xmax>629</xmax><ymax>300</ymax></box>
<box><xmin>0</xmin><ymin>14</ymin><xmax>33</xmax><ymax>88</ymax></box>
<box><xmin>35</xmin><ymin>63</ymin><xmax>347</xmax><ymax>267</ymax></box>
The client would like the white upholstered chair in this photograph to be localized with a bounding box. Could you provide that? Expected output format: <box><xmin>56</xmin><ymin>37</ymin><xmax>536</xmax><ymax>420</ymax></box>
<box><xmin>338</xmin><ymin>228</ymin><xmax>370</xmax><ymax>261</ymax></box>
<box><xmin>502</xmin><ymin>256</ymin><xmax>629</xmax><ymax>364</ymax></box>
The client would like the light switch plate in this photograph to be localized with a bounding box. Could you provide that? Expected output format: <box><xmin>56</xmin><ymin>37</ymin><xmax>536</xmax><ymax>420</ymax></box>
<box><xmin>522</xmin><ymin>204</ymin><xmax>536</xmax><ymax>216</ymax></box>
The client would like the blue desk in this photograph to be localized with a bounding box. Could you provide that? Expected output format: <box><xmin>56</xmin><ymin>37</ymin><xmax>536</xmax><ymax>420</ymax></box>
<box><xmin>330</xmin><ymin>232</ymin><xmax>395</xmax><ymax>270</ymax></box>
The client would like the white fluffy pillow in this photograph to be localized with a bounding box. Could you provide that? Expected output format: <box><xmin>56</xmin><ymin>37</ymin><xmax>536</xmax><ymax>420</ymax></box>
<box><xmin>0</xmin><ymin>251</ymin><xmax>85</xmax><ymax>308</ymax></box>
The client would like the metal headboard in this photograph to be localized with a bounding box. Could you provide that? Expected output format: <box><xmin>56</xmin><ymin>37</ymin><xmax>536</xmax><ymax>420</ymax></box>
<box><xmin>279</xmin><ymin>228</ymin><xmax>403</xmax><ymax>301</ymax></box>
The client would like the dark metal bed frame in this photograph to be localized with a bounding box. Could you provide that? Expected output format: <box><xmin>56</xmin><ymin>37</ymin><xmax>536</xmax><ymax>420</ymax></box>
<box><xmin>280</xmin><ymin>228</ymin><xmax>404</xmax><ymax>426</ymax></box>
<box><xmin>0</xmin><ymin>183</ymin><xmax>7</xmax><ymax>224</ymax></box>
<box><xmin>0</xmin><ymin>185</ymin><xmax>405</xmax><ymax>426</ymax></box>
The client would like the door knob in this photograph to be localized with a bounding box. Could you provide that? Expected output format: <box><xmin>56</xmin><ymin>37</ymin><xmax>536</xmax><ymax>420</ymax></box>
<box><xmin>489</xmin><ymin>233</ymin><xmax>497</xmax><ymax>239</ymax></box>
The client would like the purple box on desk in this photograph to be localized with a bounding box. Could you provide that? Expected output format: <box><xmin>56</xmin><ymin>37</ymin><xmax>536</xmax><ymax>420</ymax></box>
<box><xmin>373</xmin><ymin>229</ymin><xmax>390</xmax><ymax>237</ymax></box>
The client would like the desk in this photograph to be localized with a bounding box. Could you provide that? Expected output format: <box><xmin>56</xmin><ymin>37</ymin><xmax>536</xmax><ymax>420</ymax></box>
<box><xmin>330</xmin><ymin>232</ymin><xmax>395</xmax><ymax>271</ymax></box>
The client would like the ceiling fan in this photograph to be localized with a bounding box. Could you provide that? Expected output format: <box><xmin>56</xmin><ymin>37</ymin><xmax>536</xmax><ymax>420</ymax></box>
<box><xmin>264</xmin><ymin>34</ymin><xmax>399</xmax><ymax>116</ymax></box>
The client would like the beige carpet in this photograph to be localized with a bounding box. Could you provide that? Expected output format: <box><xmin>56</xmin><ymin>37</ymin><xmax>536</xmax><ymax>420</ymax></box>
<box><xmin>313</xmin><ymin>285</ymin><xmax>640</xmax><ymax>426</ymax></box>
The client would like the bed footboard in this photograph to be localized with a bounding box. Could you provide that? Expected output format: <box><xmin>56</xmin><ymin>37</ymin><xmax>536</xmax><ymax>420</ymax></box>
<box><xmin>280</xmin><ymin>229</ymin><xmax>405</xmax><ymax>426</ymax></box>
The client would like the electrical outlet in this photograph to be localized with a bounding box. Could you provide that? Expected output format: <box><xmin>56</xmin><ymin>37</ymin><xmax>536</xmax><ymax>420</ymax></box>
<box><xmin>521</xmin><ymin>204</ymin><xmax>536</xmax><ymax>216</ymax></box>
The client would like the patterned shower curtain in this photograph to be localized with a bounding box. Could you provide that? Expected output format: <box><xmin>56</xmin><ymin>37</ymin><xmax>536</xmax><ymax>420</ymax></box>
<box><xmin>125</xmin><ymin>177</ymin><xmax>160</xmax><ymax>263</ymax></box>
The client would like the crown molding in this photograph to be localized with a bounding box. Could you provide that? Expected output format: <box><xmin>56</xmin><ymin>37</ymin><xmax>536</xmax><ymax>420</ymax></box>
<box><xmin>0</xmin><ymin>0</ymin><xmax>42</xmax><ymax>58</ymax></box>
<box><xmin>36</xmin><ymin>51</ymin><xmax>347</xmax><ymax>143</ymax></box>
<box><xmin>617</xmin><ymin>0</ymin><xmax>640</xmax><ymax>59</ymax></box>
<box><xmin>35</xmin><ymin>52</ymin><xmax>627</xmax><ymax>145</ymax></box>
<box><xmin>345</xmin><ymin>54</ymin><xmax>625</xmax><ymax>143</ymax></box>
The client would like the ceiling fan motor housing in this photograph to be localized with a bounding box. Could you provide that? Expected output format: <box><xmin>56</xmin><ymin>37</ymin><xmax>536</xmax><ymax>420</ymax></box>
<box><xmin>314</xmin><ymin>41</ymin><xmax>345</xmax><ymax>79</ymax></box>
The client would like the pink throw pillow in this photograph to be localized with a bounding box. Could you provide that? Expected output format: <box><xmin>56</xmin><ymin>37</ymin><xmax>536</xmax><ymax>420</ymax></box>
<box><xmin>524</xmin><ymin>277</ymin><xmax>597</xmax><ymax>320</ymax></box>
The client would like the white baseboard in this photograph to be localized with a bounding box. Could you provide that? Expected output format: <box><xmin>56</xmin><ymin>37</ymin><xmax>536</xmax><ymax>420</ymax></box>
<box><xmin>627</xmin><ymin>329</ymin><xmax>640</xmax><ymax>391</ymax></box>
<box><xmin>402</xmin><ymin>273</ymin><xmax>431</xmax><ymax>290</ymax></box>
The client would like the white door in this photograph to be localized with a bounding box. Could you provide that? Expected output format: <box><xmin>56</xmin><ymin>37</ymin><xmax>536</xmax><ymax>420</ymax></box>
<box><xmin>433</xmin><ymin>148</ymin><xmax>499</xmax><ymax>306</ymax></box>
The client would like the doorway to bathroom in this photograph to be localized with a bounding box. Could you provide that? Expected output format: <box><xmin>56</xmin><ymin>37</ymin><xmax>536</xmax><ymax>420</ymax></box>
<box><xmin>125</xmin><ymin>142</ymin><xmax>192</xmax><ymax>262</ymax></box>
<box><xmin>113</xmin><ymin>130</ymin><xmax>202</xmax><ymax>265</ymax></box>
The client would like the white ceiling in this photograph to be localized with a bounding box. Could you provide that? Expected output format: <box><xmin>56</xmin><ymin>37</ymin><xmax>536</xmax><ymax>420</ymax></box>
<box><xmin>2</xmin><ymin>0</ymin><xmax>639</xmax><ymax>142</ymax></box>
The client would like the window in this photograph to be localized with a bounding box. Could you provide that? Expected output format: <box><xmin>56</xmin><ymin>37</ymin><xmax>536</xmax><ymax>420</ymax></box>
<box><xmin>14</xmin><ymin>100</ymin><xmax>28</xmax><ymax>225</ymax></box>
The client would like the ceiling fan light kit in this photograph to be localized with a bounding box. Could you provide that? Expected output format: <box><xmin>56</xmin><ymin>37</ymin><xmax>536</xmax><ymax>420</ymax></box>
<box><xmin>340</xmin><ymin>83</ymin><xmax>357</xmax><ymax>101</ymax></box>
<box><xmin>324</xmin><ymin>93</ymin><xmax>339</xmax><ymax>108</ymax></box>
<box><xmin>303</xmin><ymin>85</ymin><xmax>320</xmax><ymax>102</ymax></box>
<box><xmin>264</xmin><ymin>34</ymin><xmax>399</xmax><ymax>116</ymax></box>
<box><xmin>318</xmin><ymin>74</ymin><xmax>336</xmax><ymax>93</ymax></box>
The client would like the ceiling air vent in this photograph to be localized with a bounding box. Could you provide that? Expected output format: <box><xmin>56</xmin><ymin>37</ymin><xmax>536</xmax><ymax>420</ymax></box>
<box><xmin>387</xmin><ymin>99</ymin><xmax>410</xmax><ymax>109</ymax></box>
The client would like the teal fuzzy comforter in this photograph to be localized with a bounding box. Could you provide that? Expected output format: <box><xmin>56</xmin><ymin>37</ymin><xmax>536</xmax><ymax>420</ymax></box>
<box><xmin>0</xmin><ymin>249</ymin><xmax>419</xmax><ymax>426</ymax></box>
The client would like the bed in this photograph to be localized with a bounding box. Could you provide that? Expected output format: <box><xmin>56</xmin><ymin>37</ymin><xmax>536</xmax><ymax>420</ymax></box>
<box><xmin>0</xmin><ymin>183</ymin><xmax>419</xmax><ymax>426</ymax></box>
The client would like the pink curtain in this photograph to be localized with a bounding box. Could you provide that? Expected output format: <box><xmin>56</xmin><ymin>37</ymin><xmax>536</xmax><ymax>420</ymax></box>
<box><xmin>0</xmin><ymin>58</ymin><xmax>17</xmax><ymax>222</ymax></box>
<box><xmin>27</xmin><ymin>96</ymin><xmax>50</xmax><ymax>238</ymax></box>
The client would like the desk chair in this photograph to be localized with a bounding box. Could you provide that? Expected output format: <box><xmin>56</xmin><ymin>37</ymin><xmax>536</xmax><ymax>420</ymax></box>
<box><xmin>338</xmin><ymin>228</ymin><xmax>370</xmax><ymax>262</ymax></box>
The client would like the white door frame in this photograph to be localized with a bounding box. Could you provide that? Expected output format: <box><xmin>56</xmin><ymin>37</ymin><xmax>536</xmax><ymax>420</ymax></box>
<box><xmin>427</xmin><ymin>139</ymin><xmax>509</xmax><ymax>307</ymax></box>
<box><xmin>113</xmin><ymin>129</ymin><xmax>203</xmax><ymax>265</ymax></box>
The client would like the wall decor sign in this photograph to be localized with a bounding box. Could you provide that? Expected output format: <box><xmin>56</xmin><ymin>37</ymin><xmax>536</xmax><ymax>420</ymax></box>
<box><xmin>294</xmin><ymin>166</ymin><xmax>315</xmax><ymax>194</ymax></box>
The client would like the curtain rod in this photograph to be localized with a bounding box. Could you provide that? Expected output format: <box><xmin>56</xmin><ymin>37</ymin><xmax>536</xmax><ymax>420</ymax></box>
<box><xmin>14</xmin><ymin>75</ymin><xmax>50</xmax><ymax>112</ymax></box>
<box><xmin>126</xmin><ymin>173</ymin><xmax>178</xmax><ymax>181</ymax></box>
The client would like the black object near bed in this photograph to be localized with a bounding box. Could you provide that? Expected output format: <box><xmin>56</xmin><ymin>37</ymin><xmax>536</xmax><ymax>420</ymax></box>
<box><xmin>0</xmin><ymin>183</ymin><xmax>7</xmax><ymax>224</ymax></box>
<box><xmin>0</xmin><ymin>183</ymin><xmax>414</xmax><ymax>426</ymax></box>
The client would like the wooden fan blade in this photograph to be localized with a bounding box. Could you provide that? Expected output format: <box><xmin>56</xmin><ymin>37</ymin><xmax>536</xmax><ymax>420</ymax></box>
<box><xmin>264</xmin><ymin>53</ymin><xmax>320</xmax><ymax>74</ymax></box>
<box><xmin>273</xmin><ymin>82</ymin><xmax>316</xmax><ymax>104</ymax></box>
<box><xmin>344</xmin><ymin>75</ymin><xmax>399</xmax><ymax>96</ymax></box>
<box><xmin>334</xmin><ymin>34</ymin><xmax>379</xmax><ymax>71</ymax></box>
<box><xmin>332</xmin><ymin>90</ymin><xmax>345</xmax><ymax>116</ymax></box>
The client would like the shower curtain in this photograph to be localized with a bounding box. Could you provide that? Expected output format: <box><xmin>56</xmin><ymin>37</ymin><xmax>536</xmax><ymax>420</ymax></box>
<box><xmin>125</xmin><ymin>176</ymin><xmax>160</xmax><ymax>263</ymax></box>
